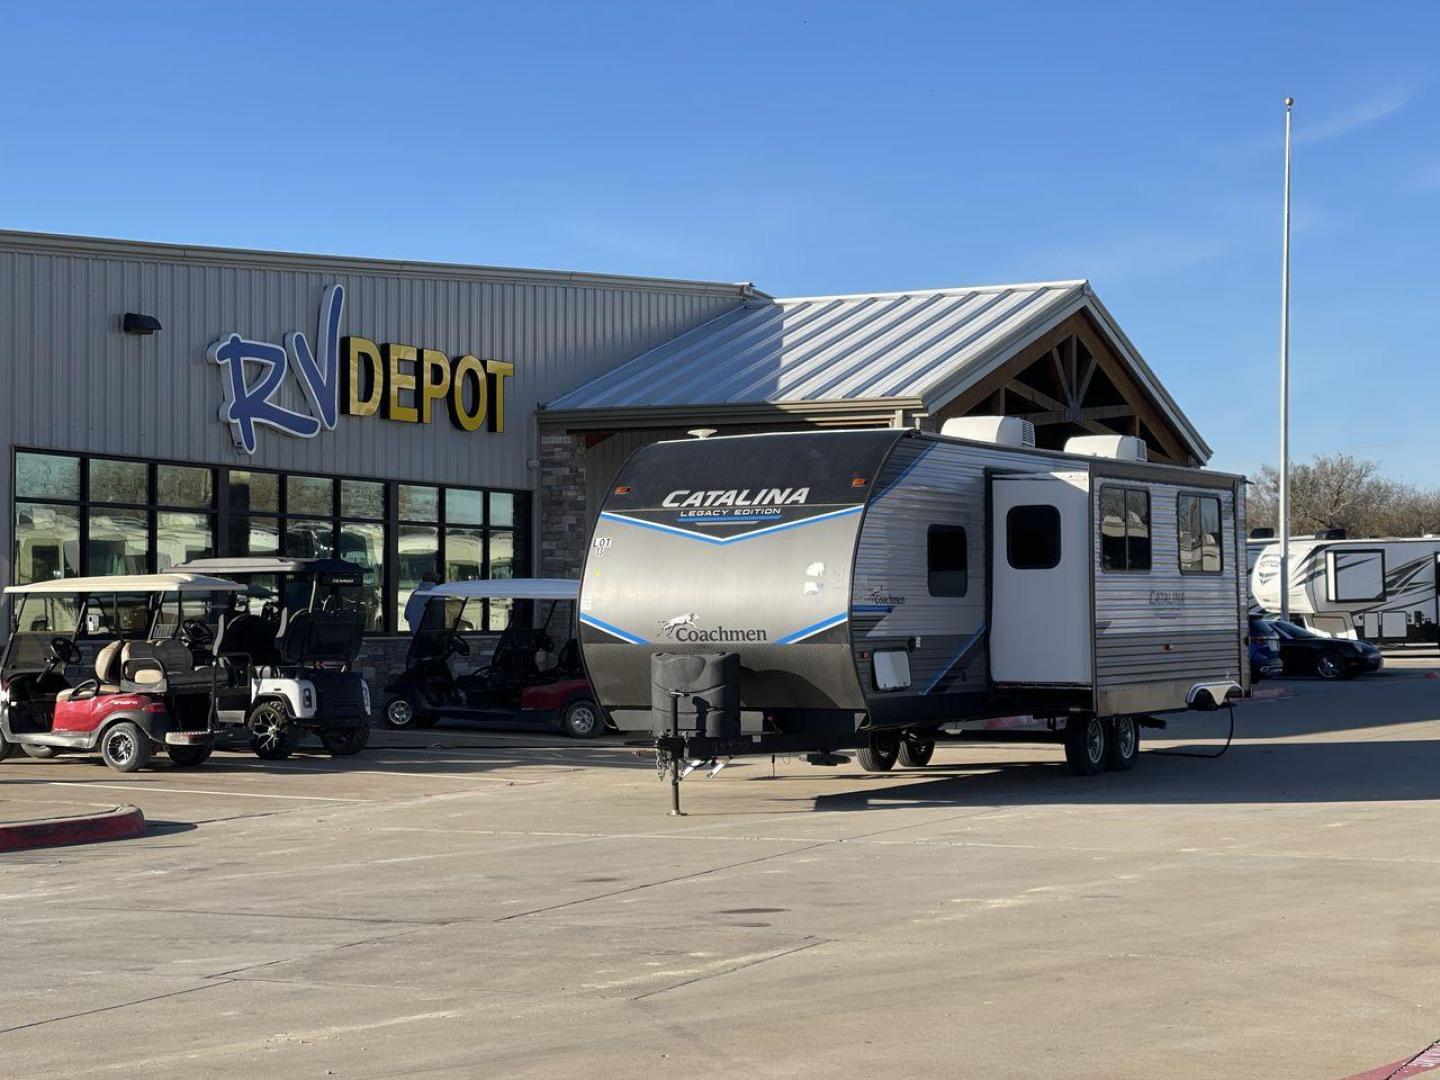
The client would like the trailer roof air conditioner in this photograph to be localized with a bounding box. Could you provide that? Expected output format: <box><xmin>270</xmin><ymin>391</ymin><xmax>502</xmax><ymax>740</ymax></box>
<box><xmin>939</xmin><ymin>415</ymin><xmax>1036</xmax><ymax>449</ymax></box>
<box><xmin>1063</xmin><ymin>434</ymin><xmax>1148</xmax><ymax>462</ymax></box>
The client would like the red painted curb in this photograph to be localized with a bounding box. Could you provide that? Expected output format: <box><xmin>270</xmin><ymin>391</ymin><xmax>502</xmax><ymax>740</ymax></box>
<box><xmin>1342</xmin><ymin>1040</ymin><xmax>1440</xmax><ymax>1079</ymax></box>
<box><xmin>0</xmin><ymin>805</ymin><xmax>146</xmax><ymax>853</ymax></box>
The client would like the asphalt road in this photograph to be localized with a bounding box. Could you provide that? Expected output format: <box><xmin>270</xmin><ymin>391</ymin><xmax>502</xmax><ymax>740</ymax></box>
<box><xmin>3</xmin><ymin>664</ymin><xmax>1440</xmax><ymax>1079</ymax></box>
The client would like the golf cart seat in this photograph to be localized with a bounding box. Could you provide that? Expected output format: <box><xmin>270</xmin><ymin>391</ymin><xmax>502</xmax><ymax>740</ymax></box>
<box><xmin>217</xmin><ymin>610</ymin><xmax>282</xmax><ymax>670</ymax></box>
<box><xmin>54</xmin><ymin>640</ymin><xmax>124</xmax><ymax>702</ymax></box>
<box><xmin>121</xmin><ymin>640</ymin><xmax>224</xmax><ymax>692</ymax></box>
<box><xmin>280</xmin><ymin>610</ymin><xmax>362</xmax><ymax>666</ymax></box>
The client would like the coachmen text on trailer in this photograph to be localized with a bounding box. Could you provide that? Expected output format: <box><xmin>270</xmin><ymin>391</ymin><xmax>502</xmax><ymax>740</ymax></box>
<box><xmin>579</xmin><ymin>419</ymin><xmax>1248</xmax><ymax>808</ymax></box>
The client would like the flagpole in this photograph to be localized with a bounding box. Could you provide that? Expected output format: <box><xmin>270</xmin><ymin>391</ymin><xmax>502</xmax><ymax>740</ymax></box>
<box><xmin>1279</xmin><ymin>97</ymin><xmax>1294</xmax><ymax>622</ymax></box>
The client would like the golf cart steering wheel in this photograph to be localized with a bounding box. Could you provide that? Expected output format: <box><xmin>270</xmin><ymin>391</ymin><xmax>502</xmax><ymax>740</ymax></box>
<box><xmin>180</xmin><ymin>618</ymin><xmax>214</xmax><ymax>648</ymax></box>
<box><xmin>446</xmin><ymin>631</ymin><xmax>471</xmax><ymax>657</ymax></box>
<box><xmin>47</xmin><ymin>637</ymin><xmax>81</xmax><ymax>667</ymax></box>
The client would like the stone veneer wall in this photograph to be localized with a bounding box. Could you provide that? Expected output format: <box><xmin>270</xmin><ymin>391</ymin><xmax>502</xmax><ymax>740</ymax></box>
<box><xmin>538</xmin><ymin>429</ymin><xmax>588</xmax><ymax>579</ymax></box>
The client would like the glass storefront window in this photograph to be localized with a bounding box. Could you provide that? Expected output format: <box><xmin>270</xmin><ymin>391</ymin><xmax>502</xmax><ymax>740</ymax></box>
<box><xmin>488</xmin><ymin>531</ymin><xmax>515</xmax><ymax>578</ymax></box>
<box><xmin>158</xmin><ymin>465</ymin><xmax>213</xmax><ymax>508</ymax></box>
<box><xmin>341</xmin><ymin>480</ymin><xmax>384</xmax><ymax>520</ymax></box>
<box><xmin>228</xmin><ymin>515</ymin><xmax>280</xmax><ymax>557</ymax></box>
<box><xmin>445</xmin><ymin>488</ymin><xmax>484</xmax><ymax>525</ymax></box>
<box><xmin>486</xmin><ymin>596</ymin><xmax>513</xmax><ymax>632</ymax></box>
<box><xmin>229</xmin><ymin>470</ymin><xmax>279</xmax><ymax>514</ymax></box>
<box><xmin>285</xmin><ymin>518</ymin><xmax>334</xmax><ymax>559</ymax></box>
<box><xmin>287</xmin><ymin>475</ymin><xmax>334</xmax><ymax>516</ymax></box>
<box><xmin>339</xmin><ymin>521</ymin><xmax>385</xmax><ymax>631</ymax></box>
<box><xmin>444</xmin><ymin>528</ymin><xmax>484</xmax><ymax>583</ymax></box>
<box><xmin>14</xmin><ymin>595</ymin><xmax>79</xmax><ymax>634</ymax></box>
<box><xmin>89</xmin><ymin>458</ymin><xmax>148</xmax><ymax>504</ymax></box>
<box><xmin>489</xmin><ymin>491</ymin><xmax>514</xmax><ymax>529</ymax></box>
<box><xmin>156</xmin><ymin>512</ymin><xmax>213</xmax><ymax>569</ymax></box>
<box><xmin>14</xmin><ymin>502</ymin><xmax>80</xmax><ymax>583</ymax></box>
<box><xmin>399</xmin><ymin>484</ymin><xmax>439</xmax><ymax>522</ymax></box>
<box><xmin>397</xmin><ymin>524</ymin><xmax>439</xmax><ymax>627</ymax></box>
<box><xmin>87</xmin><ymin>509</ymin><xmax>150</xmax><ymax>576</ymax></box>
<box><xmin>16</xmin><ymin>452</ymin><xmax>79</xmax><ymax>501</ymax></box>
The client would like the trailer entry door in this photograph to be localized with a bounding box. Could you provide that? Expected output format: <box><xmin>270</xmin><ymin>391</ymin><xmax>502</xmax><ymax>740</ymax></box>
<box><xmin>990</xmin><ymin>471</ymin><xmax>1092</xmax><ymax>685</ymax></box>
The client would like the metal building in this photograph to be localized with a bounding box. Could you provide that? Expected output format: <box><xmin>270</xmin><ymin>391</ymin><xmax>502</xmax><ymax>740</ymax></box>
<box><xmin>0</xmin><ymin>230</ymin><xmax>1210</xmax><ymax>683</ymax></box>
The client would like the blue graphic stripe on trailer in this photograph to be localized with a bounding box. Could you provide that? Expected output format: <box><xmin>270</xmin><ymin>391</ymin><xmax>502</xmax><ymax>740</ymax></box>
<box><xmin>578</xmin><ymin>613</ymin><xmax>649</xmax><ymax>645</ymax></box>
<box><xmin>921</xmin><ymin>622</ymin><xmax>988</xmax><ymax>695</ymax></box>
<box><xmin>599</xmin><ymin>504</ymin><xmax>862</xmax><ymax>545</ymax></box>
<box><xmin>774</xmin><ymin>612</ymin><xmax>849</xmax><ymax>644</ymax></box>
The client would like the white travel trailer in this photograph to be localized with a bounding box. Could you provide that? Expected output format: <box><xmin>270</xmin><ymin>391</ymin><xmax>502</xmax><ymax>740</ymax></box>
<box><xmin>1251</xmin><ymin>536</ymin><xmax>1440</xmax><ymax>644</ymax></box>
<box><xmin>580</xmin><ymin>422</ymin><xmax>1248</xmax><ymax>790</ymax></box>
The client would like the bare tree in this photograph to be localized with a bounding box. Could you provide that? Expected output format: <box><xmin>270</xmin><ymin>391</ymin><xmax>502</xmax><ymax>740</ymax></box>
<box><xmin>1247</xmin><ymin>453</ymin><xmax>1421</xmax><ymax>538</ymax></box>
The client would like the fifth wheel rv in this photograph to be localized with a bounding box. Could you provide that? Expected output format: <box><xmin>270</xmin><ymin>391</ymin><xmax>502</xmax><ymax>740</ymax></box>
<box><xmin>579</xmin><ymin>421</ymin><xmax>1248</xmax><ymax>798</ymax></box>
<box><xmin>1251</xmin><ymin>536</ymin><xmax>1440</xmax><ymax>644</ymax></box>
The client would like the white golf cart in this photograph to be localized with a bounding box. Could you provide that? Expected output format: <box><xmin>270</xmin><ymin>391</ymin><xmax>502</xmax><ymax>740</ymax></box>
<box><xmin>174</xmin><ymin>557</ymin><xmax>372</xmax><ymax>759</ymax></box>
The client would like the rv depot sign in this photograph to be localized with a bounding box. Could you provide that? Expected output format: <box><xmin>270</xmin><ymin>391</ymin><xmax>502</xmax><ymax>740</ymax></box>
<box><xmin>209</xmin><ymin>284</ymin><xmax>513</xmax><ymax>455</ymax></box>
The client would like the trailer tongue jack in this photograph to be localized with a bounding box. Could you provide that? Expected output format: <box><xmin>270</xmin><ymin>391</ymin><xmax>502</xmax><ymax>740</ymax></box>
<box><xmin>651</xmin><ymin>651</ymin><xmax>742</xmax><ymax>816</ymax></box>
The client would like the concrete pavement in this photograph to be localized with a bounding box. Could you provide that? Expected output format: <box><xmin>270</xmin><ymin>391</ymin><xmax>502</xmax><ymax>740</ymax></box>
<box><xmin>2</xmin><ymin>667</ymin><xmax>1440</xmax><ymax>1078</ymax></box>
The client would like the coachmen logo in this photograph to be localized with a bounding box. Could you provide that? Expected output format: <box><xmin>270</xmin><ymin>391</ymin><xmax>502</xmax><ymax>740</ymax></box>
<box><xmin>658</xmin><ymin>613</ymin><xmax>768</xmax><ymax>643</ymax></box>
<box><xmin>210</xmin><ymin>284</ymin><xmax>513</xmax><ymax>455</ymax></box>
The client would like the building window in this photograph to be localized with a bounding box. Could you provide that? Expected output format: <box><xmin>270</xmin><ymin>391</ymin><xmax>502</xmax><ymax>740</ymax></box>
<box><xmin>1100</xmin><ymin>486</ymin><xmax>1151</xmax><ymax>572</ymax></box>
<box><xmin>13</xmin><ymin>449</ymin><xmax>530</xmax><ymax>633</ymax></box>
<box><xmin>1178</xmin><ymin>494</ymin><xmax>1222</xmax><ymax>574</ymax></box>
<box><xmin>926</xmin><ymin>525</ymin><xmax>968</xmax><ymax>596</ymax></box>
<box><xmin>1007</xmin><ymin>505</ymin><xmax>1062</xmax><ymax>570</ymax></box>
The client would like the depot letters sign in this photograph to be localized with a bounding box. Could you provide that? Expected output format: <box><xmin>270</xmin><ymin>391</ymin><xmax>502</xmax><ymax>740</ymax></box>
<box><xmin>209</xmin><ymin>284</ymin><xmax>512</xmax><ymax>455</ymax></box>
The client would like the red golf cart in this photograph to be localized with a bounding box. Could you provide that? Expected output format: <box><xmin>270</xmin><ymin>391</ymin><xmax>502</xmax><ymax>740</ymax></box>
<box><xmin>0</xmin><ymin>573</ymin><xmax>244</xmax><ymax>772</ymax></box>
<box><xmin>381</xmin><ymin>579</ymin><xmax>604</xmax><ymax>738</ymax></box>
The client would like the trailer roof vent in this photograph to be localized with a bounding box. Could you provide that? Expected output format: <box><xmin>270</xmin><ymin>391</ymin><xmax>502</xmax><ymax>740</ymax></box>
<box><xmin>939</xmin><ymin>415</ymin><xmax>1036</xmax><ymax>449</ymax></box>
<box><xmin>1063</xmin><ymin>434</ymin><xmax>1149</xmax><ymax>462</ymax></box>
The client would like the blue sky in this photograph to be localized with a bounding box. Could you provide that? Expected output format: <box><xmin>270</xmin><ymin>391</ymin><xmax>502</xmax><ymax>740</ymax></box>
<box><xmin>4</xmin><ymin>1</ymin><xmax>1438</xmax><ymax>482</ymax></box>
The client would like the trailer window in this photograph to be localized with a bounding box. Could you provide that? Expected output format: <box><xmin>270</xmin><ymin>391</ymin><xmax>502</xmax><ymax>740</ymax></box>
<box><xmin>927</xmin><ymin>525</ymin><xmax>969</xmax><ymax>596</ymax></box>
<box><xmin>1100</xmin><ymin>486</ymin><xmax>1151</xmax><ymax>572</ymax></box>
<box><xmin>1178</xmin><ymin>494</ymin><xmax>1223</xmax><ymax>574</ymax></box>
<box><xmin>1006</xmin><ymin>505</ymin><xmax>1061</xmax><ymax>570</ymax></box>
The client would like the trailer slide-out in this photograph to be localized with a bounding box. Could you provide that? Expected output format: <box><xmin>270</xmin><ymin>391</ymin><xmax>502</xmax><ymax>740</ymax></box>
<box><xmin>578</xmin><ymin>420</ymin><xmax>1248</xmax><ymax>799</ymax></box>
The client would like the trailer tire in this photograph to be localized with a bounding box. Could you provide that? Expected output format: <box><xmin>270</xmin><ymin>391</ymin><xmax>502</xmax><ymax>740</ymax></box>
<box><xmin>1106</xmin><ymin>717</ymin><xmax>1139</xmax><ymax>771</ymax></box>
<box><xmin>898</xmin><ymin>735</ymin><xmax>935</xmax><ymax>768</ymax></box>
<box><xmin>320</xmin><ymin>725</ymin><xmax>370</xmax><ymax>756</ymax></box>
<box><xmin>858</xmin><ymin>733</ymin><xmax>899</xmax><ymax>772</ymax></box>
<box><xmin>562</xmin><ymin>699</ymin><xmax>601</xmax><ymax>739</ymax></box>
<box><xmin>101</xmin><ymin>721</ymin><xmax>151</xmax><ymax>773</ymax></box>
<box><xmin>1064</xmin><ymin>714</ymin><xmax>1108</xmax><ymax>776</ymax></box>
<box><xmin>167</xmin><ymin>743</ymin><xmax>213</xmax><ymax>768</ymax></box>
<box><xmin>249</xmin><ymin>700</ymin><xmax>299</xmax><ymax>760</ymax></box>
<box><xmin>0</xmin><ymin>733</ymin><xmax>13</xmax><ymax>762</ymax></box>
<box><xmin>22</xmin><ymin>743</ymin><xmax>57</xmax><ymax>759</ymax></box>
<box><xmin>1315</xmin><ymin>651</ymin><xmax>1346</xmax><ymax>681</ymax></box>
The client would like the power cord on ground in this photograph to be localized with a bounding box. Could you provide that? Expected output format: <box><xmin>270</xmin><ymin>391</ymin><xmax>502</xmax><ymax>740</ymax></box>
<box><xmin>1149</xmin><ymin>701</ymin><xmax>1235</xmax><ymax>759</ymax></box>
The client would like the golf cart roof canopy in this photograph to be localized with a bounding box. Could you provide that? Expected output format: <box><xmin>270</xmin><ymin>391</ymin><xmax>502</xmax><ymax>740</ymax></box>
<box><xmin>4</xmin><ymin>573</ymin><xmax>245</xmax><ymax>596</ymax></box>
<box><xmin>429</xmin><ymin>579</ymin><xmax>579</xmax><ymax>601</ymax></box>
<box><xmin>175</xmin><ymin>557</ymin><xmax>364</xmax><ymax>579</ymax></box>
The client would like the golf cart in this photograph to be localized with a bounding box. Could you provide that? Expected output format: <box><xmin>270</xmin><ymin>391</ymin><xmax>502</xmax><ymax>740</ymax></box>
<box><xmin>0</xmin><ymin>573</ymin><xmax>245</xmax><ymax>772</ymax></box>
<box><xmin>382</xmin><ymin>579</ymin><xmax>604</xmax><ymax>738</ymax></box>
<box><xmin>174</xmin><ymin>557</ymin><xmax>372</xmax><ymax>760</ymax></box>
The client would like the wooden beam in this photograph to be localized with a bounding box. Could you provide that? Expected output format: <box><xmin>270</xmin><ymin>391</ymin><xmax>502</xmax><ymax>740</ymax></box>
<box><xmin>1003</xmin><ymin>380</ymin><xmax>1067</xmax><ymax>413</ymax></box>
<box><xmin>1025</xmin><ymin>404</ymin><xmax>1136</xmax><ymax>425</ymax></box>
<box><xmin>1070</xmin><ymin>313</ymin><xmax>1192</xmax><ymax>465</ymax></box>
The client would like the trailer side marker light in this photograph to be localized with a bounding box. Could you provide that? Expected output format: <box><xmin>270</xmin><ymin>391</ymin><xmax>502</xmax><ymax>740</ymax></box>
<box><xmin>613</xmin><ymin>485</ymin><xmax>631</xmax><ymax>494</ymax></box>
<box><xmin>851</xmin><ymin>477</ymin><xmax>868</xmax><ymax>487</ymax></box>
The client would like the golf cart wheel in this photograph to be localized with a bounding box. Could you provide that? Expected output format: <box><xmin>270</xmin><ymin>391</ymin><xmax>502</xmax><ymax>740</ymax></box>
<box><xmin>1106</xmin><ymin>717</ymin><xmax>1139</xmax><ymax>771</ymax></box>
<box><xmin>857</xmin><ymin>732</ymin><xmax>899</xmax><ymax>772</ymax></box>
<box><xmin>898</xmin><ymin>734</ymin><xmax>935</xmax><ymax>768</ymax></box>
<box><xmin>562</xmin><ymin>699</ymin><xmax>601</xmax><ymax>740</ymax></box>
<box><xmin>249</xmin><ymin>701</ymin><xmax>299</xmax><ymax>761</ymax></box>
<box><xmin>101</xmin><ymin>722</ymin><xmax>151</xmax><ymax>773</ymax></box>
<box><xmin>1315</xmin><ymin>651</ymin><xmax>1346</xmax><ymax>681</ymax></box>
<box><xmin>1064</xmin><ymin>714</ymin><xmax>1108</xmax><ymax>777</ymax></box>
<box><xmin>319</xmin><ymin>724</ymin><xmax>370</xmax><ymax>756</ymax></box>
<box><xmin>22</xmin><ymin>743</ymin><xmax>57</xmax><ymax>759</ymax></box>
<box><xmin>167</xmin><ymin>743</ymin><xmax>213</xmax><ymax>768</ymax></box>
<box><xmin>382</xmin><ymin>694</ymin><xmax>419</xmax><ymax>730</ymax></box>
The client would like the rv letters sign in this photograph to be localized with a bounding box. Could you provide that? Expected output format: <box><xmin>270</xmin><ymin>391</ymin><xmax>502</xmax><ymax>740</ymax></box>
<box><xmin>209</xmin><ymin>284</ymin><xmax>513</xmax><ymax>455</ymax></box>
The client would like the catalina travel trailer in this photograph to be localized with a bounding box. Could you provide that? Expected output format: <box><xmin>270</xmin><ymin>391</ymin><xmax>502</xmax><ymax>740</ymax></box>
<box><xmin>1251</xmin><ymin>536</ymin><xmax>1440</xmax><ymax>644</ymax></box>
<box><xmin>579</xmin><ymin>422</ymin><xmax>1248</xmax><ymax>805</ymax></box>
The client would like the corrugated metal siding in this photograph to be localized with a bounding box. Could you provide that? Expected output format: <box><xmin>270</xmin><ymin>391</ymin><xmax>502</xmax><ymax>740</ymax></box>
<box><xmin>548</xmin><ymin>283</ymin><xmax>1086</xmax><ymax>411</ymax></box>
<box><xmin>0</xmin><ymin>238</ymin><xmax>743</xmax><ymax>584</ymax></box>
<box><xmin>1092</xmin><ymin>480</ymin><xmax>1244</xmax><ymax>688</ymax></box>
